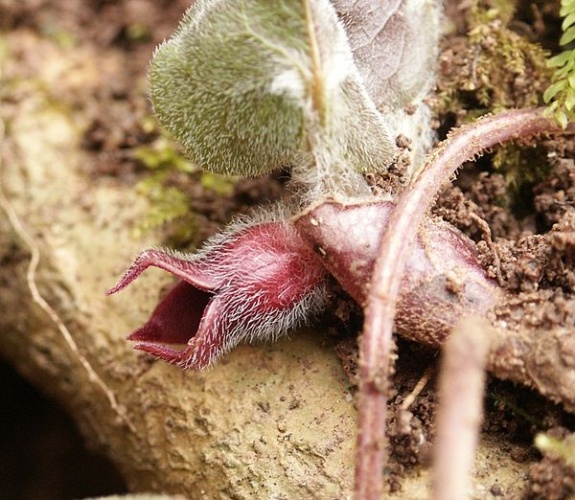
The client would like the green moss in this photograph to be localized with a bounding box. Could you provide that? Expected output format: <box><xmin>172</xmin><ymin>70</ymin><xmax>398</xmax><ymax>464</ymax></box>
<box><xmin>133</xmin><ymin>128</ymin><xmax>196</xmax><ymax>243</ymax></box>
<box><xmin>491</xmin><ymin>142</ymin><xmax>551</xmax><ymax>214</ymax></box>
<box><xmin>134</xmin><ymin>134</ymin><xmax>194</xmax><ymax>173</ymax></box>
<box><xmin>469</xmin><ymin>17</ymin><xmax>548</xmax><ymax>110</ymax></box>
<box><xmin>124</xmin><ymin>23</ymin><xmax>152</xmax><ymax>43</ymax></box>
<box><xmin>435</xmin><ymin>3</ymin><xmax>555</xmax><ymax>210</ymax></box>
<box><xmin>477</xmin><ymin>0</ymin><xmax>518</xmax><ymax>25</ymax></box>
<box><xmin>199</xmin><ymin>172</ymin><xmax>236</xmax><ymax>197</ymax></box>
<box><xmin>133</xmin><ymin>121</ymin><xmax>237</xmax><ymax>245</ymax></box>
<box><xmin>134</xmin><ymin>176</ymin><xmax>197</xmax><ymax>243</ymax></box>
<box><xmin>437</xmin><ymin>3</ymin><xmax>551</xmax><ymax>118</ymax></box>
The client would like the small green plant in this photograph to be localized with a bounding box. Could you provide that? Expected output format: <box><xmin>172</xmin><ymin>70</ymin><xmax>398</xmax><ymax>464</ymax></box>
<box><xmin>545</xmin><ymin>0</ymin><xmax>575</xmax><ymax>128</ymax></box>
<box><xmin>535</xmin><ymin>432</ymin><xmax>575</xmax><ymax>468</ymax></box>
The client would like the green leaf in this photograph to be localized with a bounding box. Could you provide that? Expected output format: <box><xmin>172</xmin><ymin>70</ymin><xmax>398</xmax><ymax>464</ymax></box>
<box><xmin>150</xmin><ymin>0</ymin><xmax>308</xmax><ymax>176</ymax></box>
<box><xmin>564</xmin><ymin>89</ymin><xmax>575</xmax><ymax>110</ymax></box>
<box><xmin>547</xmin><ymin>51</ymin><xmax>574</xmax><ymax>68</ymax></box>
<box><xmin>149</xmin><ymin>0</ymin><xmax>395</xmax><ymax>180</ymax></box>
<box><xmin>561</xmin><ymin>0</ymin><xmax>575</xmax><ymax>17</ymax></box>
<box><xmin>544</xmin><ymin>80</ymin><xmax>566</xmax><ymax>103</ymax></box>
<box><xmin>333</xmin><ymin>0</ymin><xmax>439</xmax><ymax>110</ymax></box>
<box><xmin>556</xmin><ymin>109</ymin><xmax>569</xmax><ymax>129</ymax></box>
<box><xmin>563</xmin><ymin>12</ymin><xmax>575</xmax><ymax>31</ymax></box>
<box><xmin>560</xmin><ymin>25</ymin><xmax>575</xmax><ymax>46</ymax></box>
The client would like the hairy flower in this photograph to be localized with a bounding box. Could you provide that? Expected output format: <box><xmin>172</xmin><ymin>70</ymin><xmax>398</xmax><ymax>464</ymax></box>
<box><xmin>108</xmin><ymin>218</ymin><xmax>329</xmax><ymax>369</ymax></box>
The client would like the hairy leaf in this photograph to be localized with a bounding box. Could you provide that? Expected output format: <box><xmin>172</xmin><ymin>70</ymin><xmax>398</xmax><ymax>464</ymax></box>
<box><xmin>150</xmin><ymin>0</ymin><xmax>395</xmax><ymax>179</ymax></box>
<box><xmin>331</xmin><ymin>0</ymin><xmax>440</xmax><ymax>175</ymax></box>
<box><xmin>332</xmin><ymin>0</ymin><xmax>439</xmax><ymax>111</ymax></box>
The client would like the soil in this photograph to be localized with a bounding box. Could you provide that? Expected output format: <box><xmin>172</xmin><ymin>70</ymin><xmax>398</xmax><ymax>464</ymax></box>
<box><xmin>1</xmin><ymin>0</ymin><xmax>575</xmax><ymax>498</ymax></box>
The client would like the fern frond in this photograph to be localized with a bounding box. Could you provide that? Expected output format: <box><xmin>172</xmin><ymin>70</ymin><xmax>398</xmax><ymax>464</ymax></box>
<box><xmin>545</xmin><ymin>0</ymin><xmax>575</xmax><ymax>127</ymax></box>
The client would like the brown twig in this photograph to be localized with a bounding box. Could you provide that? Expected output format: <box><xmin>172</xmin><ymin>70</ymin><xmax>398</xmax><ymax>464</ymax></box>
<box><xmin>354</xmin><ymin>108</ymin><xmax>573</xmax><ymax>499</ymax></box>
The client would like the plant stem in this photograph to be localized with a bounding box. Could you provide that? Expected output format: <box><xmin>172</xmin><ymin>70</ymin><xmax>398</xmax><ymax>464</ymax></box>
<box><xmin>432</xmin><ymin>318</ymin><xmax>490</xmax><ymax>500</ymax></box>
<box><xmin>353</xmin><ymin>108</ymin><xmax>572</xmax><ymax>499</ymax></box>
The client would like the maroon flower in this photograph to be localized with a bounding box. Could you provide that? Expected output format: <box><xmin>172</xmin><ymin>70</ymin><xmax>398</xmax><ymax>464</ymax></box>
<box><xmin>108</xmin><ymin>218</ymin><xmax>329</xmax><ymax>369</ymax></box>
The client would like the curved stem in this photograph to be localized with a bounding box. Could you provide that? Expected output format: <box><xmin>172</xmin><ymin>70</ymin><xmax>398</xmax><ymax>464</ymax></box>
<box><xmin>353</xmin><ymin>108</ymin><xmax>572</xmax><ymax>499</ymax></box>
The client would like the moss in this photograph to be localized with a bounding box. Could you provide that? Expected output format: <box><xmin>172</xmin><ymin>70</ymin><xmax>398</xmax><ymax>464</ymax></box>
<box><xmin>133</xmin><ymin>173</ymin><xmax>198</xmax><ymax>245</ymax></box>
<box><xmin>437</xmin><ymin>3</ymin><xmax>552</xmax><ymax>118</ymax></box>
<box><xmin>435</xmin><ymin>3</ymin><xmax>554</xmax><ymax>210</ymax></box>
<box><xmin>199</xmin><ymin>172</ymin><xmax>235</xmax><ymax>197</ymax></box>
<box><xmin>491</xmin><ymin>142</ymin><xmax>551</xmax><ymax>215</ymax></box>
<box><xmin>124</xmin><ymin>23</ymin><xmax>152</xmax><ymax>43</ymax></box>
<box><xmin>133</xmin><ymin>121</ymin><xmax>236</xmax><ymax>246</ymax></box>
<box><xmin>468</xmin><ymin>14</ymin><xmax>549</xmax><ymax>110</ymax></box>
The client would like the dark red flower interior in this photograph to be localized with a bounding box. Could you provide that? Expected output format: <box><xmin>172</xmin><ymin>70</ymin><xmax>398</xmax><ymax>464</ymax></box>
<box><xmin>128</xmin><ymin>281</ymin><xmax>212</xmax><ymax>346</ymax></box>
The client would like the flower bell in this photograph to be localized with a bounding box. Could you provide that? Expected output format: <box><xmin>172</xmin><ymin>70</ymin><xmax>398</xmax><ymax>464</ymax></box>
<box><xmin>108</xmin><ymin>218</ymin><xmax>329</xmax><ymax>369</ymax></box>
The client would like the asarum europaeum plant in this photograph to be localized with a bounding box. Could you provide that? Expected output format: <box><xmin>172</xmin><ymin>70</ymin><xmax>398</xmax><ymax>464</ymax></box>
<box><xmin>149</xmin><ymin>0</ymin><xmax>392</xmax><ymax>200</ymax></box>
<box><xmin>108</xmin><ymin>197</ymin><xmax>501</xmax><ymax>369</ymax></box>
<box><xmin>110</xmin><ymin>0</ymin><xmax>442</xmax><ymax>368</ymax></box>
<box><xmin>109</xmin><ymin>0</ymin><xmax>575</xmax><ymax>403</ymax></box>
<box><xmin>108</xmin><ymin>1</ymin><xmax>575</xmax><ymax>497</ymax></box>
<box><xmin>148</xmin><ymin>0</ymin><xmax>438</xmax><ymax>200</ymax></box>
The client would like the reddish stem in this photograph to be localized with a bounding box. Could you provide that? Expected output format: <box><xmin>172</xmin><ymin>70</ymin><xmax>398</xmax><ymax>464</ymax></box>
<box><xmin>353</xmin><ymin>108</ymin><xmax>569</xmax><ymax>499</ymax></box>
<box><xmin>432</xmin><ymin>318</ymin><xmax>490</xmax><ymax>500</ymax></box>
